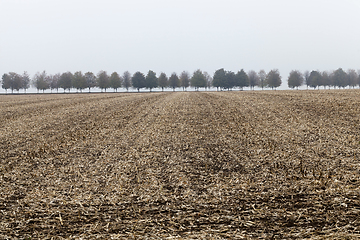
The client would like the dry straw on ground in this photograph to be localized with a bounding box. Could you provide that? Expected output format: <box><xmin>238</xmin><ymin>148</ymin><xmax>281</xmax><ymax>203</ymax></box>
<box><xmin>1</xmin><ymin>90</ymin><xmax>360</xmax><ymax>239</ymax></box>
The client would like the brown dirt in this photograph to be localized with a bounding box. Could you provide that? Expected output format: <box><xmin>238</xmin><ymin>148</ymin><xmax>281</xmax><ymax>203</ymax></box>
<box><xmin>1</xmin><ymin>90</ymin><xmax>360</xmax><ymax>239</ymax></box>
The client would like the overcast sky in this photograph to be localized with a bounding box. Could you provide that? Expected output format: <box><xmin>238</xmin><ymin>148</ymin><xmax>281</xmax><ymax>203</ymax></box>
<box><xmin>1</xmin><ymin>0</ymin><xmax>360</xmax><ymax>90</ymax></box>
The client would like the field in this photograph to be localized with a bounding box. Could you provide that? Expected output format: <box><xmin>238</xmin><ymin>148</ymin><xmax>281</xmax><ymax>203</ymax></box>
<box><xmin>1</xmin><ymin>90</ymin><xmax>360</xmax><ymax>239</ymax></box>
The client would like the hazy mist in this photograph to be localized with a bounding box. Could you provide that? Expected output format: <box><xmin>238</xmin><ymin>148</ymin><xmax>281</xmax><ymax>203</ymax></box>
<box><xmin>1</xmin><ymin>0</ymin><xmax>360</xmax><ymax>91</ymax></box>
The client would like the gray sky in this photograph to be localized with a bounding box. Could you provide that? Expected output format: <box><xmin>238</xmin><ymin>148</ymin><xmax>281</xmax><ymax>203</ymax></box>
<box><xmin>1</xmin><ymin>0</ymin><xmax>360</xmax><ymax>90</ymax></box>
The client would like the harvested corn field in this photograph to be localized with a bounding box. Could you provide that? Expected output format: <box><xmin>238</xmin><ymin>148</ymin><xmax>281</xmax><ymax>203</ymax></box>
<box><xmin>1</xmin><ymin>90</ymin><xmax>360</xmax><ymax>239</ymax></box>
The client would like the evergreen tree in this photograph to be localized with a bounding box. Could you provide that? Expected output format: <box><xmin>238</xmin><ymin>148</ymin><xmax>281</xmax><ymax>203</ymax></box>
<box><xmin>169</xmin><ymin>73</ymin><xmax>180</xmax><ymax>91</ymax></box>
<box><xmin>132</xmin><ymin>71</ymin><xmax>146</xmax><ymax>92</ymax></box>
<box><xmin>212</xmin><ymin>68</ymin><xmax>226</xmax><ymax>91</ymax></box>
<box><xmin>9</xmin><ymin>72</ymin><xmax>22</xmax><ymax>93</ymax></box>
<box><xmin>73</xmin><ymin>71</ymin><xmax>87</xmax><ymax>92</ymax></box>
<box><xmin>347</xmin><ymin>69</ymin><xmax>358</xmax><ymax>89</ymax></box>
<box><xmin>225</xmin><ymin>71</ymin><xmax>236</xmax><ymax>90</ymax></box>
<box><xmin>308</xmin><ymin>71</ymin><xmax>321</xmax><ymax>89</ymax></box>
<box><xmin>191</xmin><ymin>69</ymin><xmax>207</xmax><ymax>90</ymax></box>
<box><xmin>97</xmin><ymin>70</ymin><xmax>110</xmax><ymax>92</ymax></box>
<box><xmin>236</xmin><ymin>69</ymin><xmax>249</xmax><ymax>90</ymax></box>
<box><xmin>158</xmin><ymin>72</ymin><xmax>168</xmax><ymax>91</ymax></box>
<box><xmin>109</xmin><ymin>72</ymin><xmax>122</xmax><ymax>92</ymax></box>
<box><xmin>287</xmin><ymin>70</ymin><xmax>304</xmax><ymax>89</ymax></box>
<box><xmin>145</xmin><ymin>70</ymin><xmax>158</xmax><ymax>92</ymax></box>
<box><xmin>321</xmin><ymin>71</ymin><xmax>332</xmax><ymax>89</ymax></box>
<box><xmin>266</xmin><ymin>69</ymin><xmax>282</xmax><ymax>90</ymax></box>
<box><xmin>59</xmin><ymin>71</ymin><xmax>73</xmax><ymax>92</ymax></box>
<box><xmin>332</xmin><ymin>68</ymin><xmax>347</xmax><ymax>88</ymax></box>
<box><xmin>1</xmin><ymin>73</ymin><xmax>11</xmax><ymax>93</ymax></box>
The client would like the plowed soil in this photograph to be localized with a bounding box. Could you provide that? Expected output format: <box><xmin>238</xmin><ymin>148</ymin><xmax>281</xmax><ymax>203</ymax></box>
<box><xmin>1</xmin><ymin>91</ymin><xmax>360</xmax><ymax>239</ymax></box>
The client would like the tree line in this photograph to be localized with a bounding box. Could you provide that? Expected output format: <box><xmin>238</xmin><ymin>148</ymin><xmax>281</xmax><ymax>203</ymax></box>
<box><xmin>1</xmin><ymin>68</ymin><xmax>359</xmax><ymax>93</ymax></box>
<box><xmin>1</xmin><ymin>70</ymin><xmax>209</xmax><ymax>93</ymax></box>
<box><xmin>288</xmin><ymin>68</ymin><xmax>360</xmax><ymax>89</ymax></box>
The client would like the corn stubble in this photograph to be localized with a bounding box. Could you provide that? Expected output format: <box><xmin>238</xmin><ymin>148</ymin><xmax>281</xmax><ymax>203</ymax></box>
<box><xmin>1</xmin><ymin>91</ymin><xmax>360</xmax><ymax>239</ymax></box>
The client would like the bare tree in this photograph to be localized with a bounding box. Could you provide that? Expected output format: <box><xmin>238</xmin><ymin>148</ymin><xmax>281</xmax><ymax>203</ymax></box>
<box><xmin>258</xmin><ymin>69</ymin><xmax>267</xmax><ymax>90</ymax></box>
<box><xmin>203</xmin><ymin>71</ymin><xmax>212</xmax><ymax>91</ymax></box>
<box><xmin>46</xmin><ymin>74</ymin><xmax>54</xmax><ymax>93</ymax></box>
<box><xmin>84</xmin><ymin>72</ymin><xmax>97</xmax><ymax>93</ymax></box>
<box><xmin>248</xmin><ymin>70</ymin><xmax>259</xmax><ymax>90</ymax></box>
<box><xmin>33</xmin><ymin>71</ymin><xmax>49</xmax><ymax>93</ymax></box>
<box><xmin>123</xmin><ymin>71</ymin><xmax>132</xmax><ymax>92</ymax></box>
<box><xmin>304</xmin><ymin>70</ymin><xmax>310</xmax><ymax>89</ymax></box>
<box><xmin>49</xmin><ymin>73</ymin><xmax>61</xmax><ymax>93</ymax></box>
<box><xmin>179</xmin><ymin>71</ymin><xmax>190</xmax><ymax>91</ymax></box>
<box><xmin>22</xmin><ymin>71</ymin><xmax>31</xmax><ymax>93</ymax></box>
